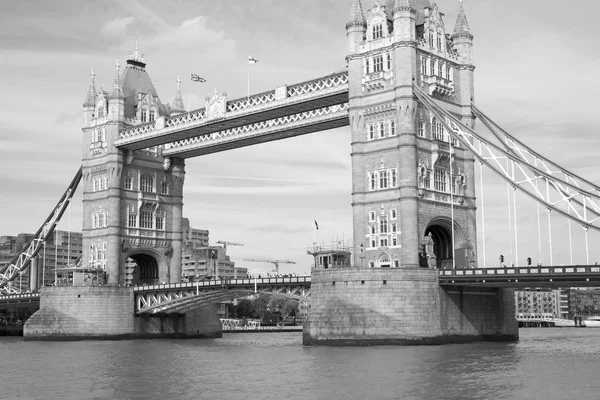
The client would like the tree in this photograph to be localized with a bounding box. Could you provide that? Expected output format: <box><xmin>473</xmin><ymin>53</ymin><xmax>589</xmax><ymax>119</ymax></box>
<box><xmin>236</xmin><ymin>299</ymin><xmax>255</xmax><ymax>318</ymax></box>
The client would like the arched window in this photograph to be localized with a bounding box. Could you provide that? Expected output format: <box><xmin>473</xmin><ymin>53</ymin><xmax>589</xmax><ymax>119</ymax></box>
<box><xmin>379</xmin><ymin>255</ymin><xmax>391</xmax><ymax>267</ymax></box>
<box><xmin>92</xmin><ymin>179</ymin><xmax>97</xmax><ymax>192</ymax></box>
<box><xmin>149</xmin><ymin>110</ymin><xmax>155</xmax><ymax>122</ymax></box>
<box><xmin>160</xmin><ymin>181</ymin><xmax>168</xmax><ymax>195</ymax></box>
<box><xmin>102</xmin><ymin>177</ymin><xmax>108</xmax><ymax>190</ymax></box>
<box><xmin>140</xmin><ymin>174</ymin><xmax>154</xmax><ymax>192</ymax></box>
<box><xmin>373</xmin><ymin>24</ymin><xmax>383</xmax><ymax>39</ymax></box>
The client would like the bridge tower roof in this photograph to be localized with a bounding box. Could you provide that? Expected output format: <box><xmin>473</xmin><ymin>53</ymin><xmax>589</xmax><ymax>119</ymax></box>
<box><xmin>83</xmin><ymin>68</ymin><xmax>97</xmax><ymax>107</ymax></box>
<box><xmin>171</xmin><ymin>75</ymin><xmax>186</xmax><ymax>115</ymax></box>
<box><xmin>453</xmin><ymin>0</ymin><xmax>472</xmax><ymax>38</ymax></box>
<box><xmin>347</xmin><ymin>0</ymin><xmax>367</xmax><ymax>29</ymax></box>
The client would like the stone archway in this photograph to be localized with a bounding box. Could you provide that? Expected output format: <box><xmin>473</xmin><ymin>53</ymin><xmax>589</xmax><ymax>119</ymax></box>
<box><xmin>125</xmin><ymin>252</ymin><xmax>161</xmax><ymax>286</ymax></box>
<box><xmin>424</xmin><ymin>217</ymin><xmax>466</xmax><ymax>269</ymax></box>
<box><xmin>378</xmin><ymin>254</ymin><xmax>391</xmax><ymax>268</ymax></box>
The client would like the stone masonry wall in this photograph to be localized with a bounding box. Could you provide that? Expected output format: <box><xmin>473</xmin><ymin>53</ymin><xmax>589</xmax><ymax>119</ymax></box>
<box><xmin>304</xmin><ymin>268</ymin><xmax>518</xmax><ymax>345</ymax></box>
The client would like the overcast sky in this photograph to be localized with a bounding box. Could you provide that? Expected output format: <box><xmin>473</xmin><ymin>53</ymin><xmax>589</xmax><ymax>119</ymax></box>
<box><xmin>1</xmin><ymin>0</ymin><xmax>599</xmax><ymax>274</ymax></box>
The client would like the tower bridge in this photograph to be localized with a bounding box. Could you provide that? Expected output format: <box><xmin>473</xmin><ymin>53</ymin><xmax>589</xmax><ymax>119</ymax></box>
<box><xmin>1</xmin><ymin>0</ymin><xmax>599</xmax><ymax>343</ymax></box>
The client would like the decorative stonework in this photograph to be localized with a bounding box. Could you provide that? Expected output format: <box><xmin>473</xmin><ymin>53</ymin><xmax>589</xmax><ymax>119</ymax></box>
<box><xmin>206</xmin><ymin>90</ymin><xmax>227</xmax><ymax>120</ymax></box>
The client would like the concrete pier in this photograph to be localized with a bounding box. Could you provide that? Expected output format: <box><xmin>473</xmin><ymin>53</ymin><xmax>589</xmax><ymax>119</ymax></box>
<box><xmin>24</xmin><ymin>286</ymin><xmax>222</xmax><ymax>340</ymax></box>
<box><xmin>303</xmin><ymin>268</ymin><xmax>518</xmax><ymax>345</ymax></box>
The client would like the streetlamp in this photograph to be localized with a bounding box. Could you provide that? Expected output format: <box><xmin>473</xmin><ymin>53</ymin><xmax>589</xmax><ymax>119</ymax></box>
<box><xmin>360</xmin><ymin>243</ymin><xmax>365</xmax><ymax>268</ymax></box>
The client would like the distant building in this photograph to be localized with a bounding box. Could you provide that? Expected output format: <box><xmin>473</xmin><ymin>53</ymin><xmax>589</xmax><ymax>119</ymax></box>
<box><xmin>180</xmin><ymin>218</ymin><xmax>242</xmax><ymax>281</ymax></box>
<box><xmin>0</xmin><ymin>230</ymin><xmax>82</xmax><ymax>291</ymax></box>
<box><xmin>514</xmin><ymin>289</ymin><xmax>562</xmax><ymax>318</ymax></box>
<box><xmin>567</xmin><ymin>288</ymin><xmax>600</xmax><ymax>319</ymax></box>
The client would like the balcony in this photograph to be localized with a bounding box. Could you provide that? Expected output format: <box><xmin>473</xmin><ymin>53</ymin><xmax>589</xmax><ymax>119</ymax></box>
<box><xmin>423</xmin><ymin>75</ymin><xmax>454</xmax><ymax>97</ymax></box>
<box><xmin>362</xmin><ymin>70</ymin><xmax>394</xmax><ymax>93</ymax></box>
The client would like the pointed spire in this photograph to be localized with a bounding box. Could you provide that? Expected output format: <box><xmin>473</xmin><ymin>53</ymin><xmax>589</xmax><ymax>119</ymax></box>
<box><xmin>83</xmin><ymin>68</ymin><xmax>97</xmax><ymax>107</ymax></box>
<box><xmin>346</xmin><ymin>0</ymin><xmax>367</xmax><ymax>30</ymax></box>
<box><xmin>171</xmin><ymin>75</ymin><xmax>186</xmax><ymax>115</ymax></box>
<box><xmin>453</xmin><ymin>0</ymin><xmax>473</xmax><ymax>38</ymax></box>
<box><xmin>110</xmin><ymin>60</ymin><xmax>124</xmax><ymax>99</ymax></box>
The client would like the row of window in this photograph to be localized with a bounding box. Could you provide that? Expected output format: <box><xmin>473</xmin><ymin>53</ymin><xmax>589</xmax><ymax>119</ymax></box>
<box><xmin>368</xmin><ymin>168</ymin><xmax>397</xmax><ymax>191</ymax></box>
<box><xmin>417</xmin><ymin>118</ymin><xmax>459</xmax><ymax>146</ymax></box>
<box><xmin>428</xmin><ymin>30</ymin><xmax>445</xmax><ymax>51</ymax></box>
<box><xmin>91</xmin><ymin>212</ymin><xmax>108</xmax><ymax>229</ymax></box>
<box><xmin>373</xmin><ymin>23</ymin><xmax>384</xmax><ymax>40</ymax></box>
<box><xmin>92</xmin><ymin>176</ymin><xmax>108</xmax><ymax>192</ymax></box>
<box><xmin>128</xmin><ymin>210</ymin><xmax>165</xmax><ymax>230</ymax></box>
<box><xmin>367</xmin><ymin>120</ymin><xmax>396</xmax><ymax>140</ymax></box>
<box><xmin>418</xmin><ymin>168</ymin><xmax>464</xmax><ymax>194</ymax></box>
<box><xmin>368</xmin><ymin>220</ymin><xmax>398</xmax><ymax>235</ymax></box>
<box><xmin>140</xmin><ymin>109</ymin><xmax>156</xmax><ymax>123</ymax></box>
<box><xmin>125</xmin><ymin>175</ymin><xmax>169</xmax><ymax>194</ymax></box>
<box><xmin>369</xmin><ymin>209</ymin><xmax>397</xmax><ymax>222</ymax></box>
<box><xmin>91</xmin><ymin>129</ymin><xmax>106</xmax><ymax>143</ymax></box>
<box><xmin>421</xmin><ymin>56</ymin><xmax>453</xmax><ymax>81</ymax></box>
<box><xmin>89</xmin><ymin>242</ymin><xmax>107</xmax><ymax>263</ymax></box>
<box><xmin>364</xmin><ymin>52</ymin><xmax>392</xmax><ymax>74</ymax></box>
<box><xmin>368</xmin><ymin>234</ymin><xmax>399</xmax><ymax>249</ymax></box>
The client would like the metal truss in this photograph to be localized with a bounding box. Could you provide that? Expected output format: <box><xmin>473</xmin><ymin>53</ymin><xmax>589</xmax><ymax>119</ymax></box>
<box><xmin>163</xmin><ymin>104</ymin><xmax>349</xmax><ymax>157</ymax></box>
<box><xmin>116</xmin><ymin>71</ymin><xmax>349</xmax><ymax>147</ymax></box>
<box><xmin>135</xmin><ymin>278</ymin><xmax>311</xmax><ymax>314</ymax></box>
<box><xmin>414</xmin><ymin>86</ymin><xmax>600</xmax><ymax>233</ymax></box>
<box><xmin>0</xmin><ymin>167</ymin><xmax>82</xmax><ymax>295</ymax></box>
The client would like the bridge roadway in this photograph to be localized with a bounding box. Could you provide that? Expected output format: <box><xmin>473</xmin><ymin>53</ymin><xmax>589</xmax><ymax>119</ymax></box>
<box><xmin>4</xmin><ymin>265</ymin><xmax>600</xmax><ymax>311</ymax></box>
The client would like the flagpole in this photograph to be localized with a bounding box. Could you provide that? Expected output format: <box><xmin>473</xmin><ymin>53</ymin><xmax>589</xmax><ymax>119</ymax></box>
<box><xmin>188</xmin><ymin>86</ymin><xmax>191</xmax><ymax>112</ymax></box>
<box><xmin>247</xmin><ymin>64</ymin><xmax>250</xmax><ymax>102</ymax></box>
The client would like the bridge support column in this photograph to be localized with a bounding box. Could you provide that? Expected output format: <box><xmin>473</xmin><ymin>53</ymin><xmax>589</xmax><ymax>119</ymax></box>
<box><xmin>30</xmin><ymin>258</ymin><xmax>38</xmax><ymax>290</ymax></box>
<box><xmin>303</xmin><ymin>268</ymin><xmax>518</xmax><ymax>345</ymax></box>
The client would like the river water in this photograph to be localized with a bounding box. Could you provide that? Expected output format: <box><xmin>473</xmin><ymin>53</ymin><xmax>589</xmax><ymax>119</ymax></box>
<box><xmin>2</xmin><ymin>328</ymin><xmax>600</xmax><ymax>400</ymax></box>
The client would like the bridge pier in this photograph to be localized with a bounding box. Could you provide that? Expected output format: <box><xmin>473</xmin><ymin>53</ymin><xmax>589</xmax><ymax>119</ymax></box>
<box><xmin>303</xmin><ymin>268</ymin><xmax>518</xmax><ymax>345</ymax></box>
<box><xmin>23</xmin><ymin>287</ymin><xmax>222</xmax><ymax>340</ymax></box>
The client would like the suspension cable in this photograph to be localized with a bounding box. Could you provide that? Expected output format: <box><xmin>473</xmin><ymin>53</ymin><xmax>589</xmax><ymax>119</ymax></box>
<box><xmin>512</xmin><ymin>161</ymin><xmax>518</xmax><ymax>266</ymax></box>
<box><xmin>535</xmin><ymin>159</ymin><xmax>542</xmax><ymax>265</ymax></box>
<box><xmin>584</xmin><ymin>226</ymin><xmax>590</xmax><ymax>265</ymax></box>
<box><xmin>547</xmin><ymin>180</ymin><xmax>553</xmax><ymax>266</ymax></box>
<box><xmin>479</xmin><ymin>142</ymin><xmax>486</xmax><ymax>268</ymax></box>
<box><xmin>507</xmin><ymin>159</ymin><xmax>513</xmax><ymax>266</ymax></box>
<box><xmin>450</xmin><ymin>138</ymin><xmax>456</xmax><ymax>269</ymax></box>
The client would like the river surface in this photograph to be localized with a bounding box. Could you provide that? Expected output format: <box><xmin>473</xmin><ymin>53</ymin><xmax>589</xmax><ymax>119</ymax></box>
<box><xmin>2</xmin><ymin>328</ymin><xmax>600</xmax><ymax>400</ymax></box>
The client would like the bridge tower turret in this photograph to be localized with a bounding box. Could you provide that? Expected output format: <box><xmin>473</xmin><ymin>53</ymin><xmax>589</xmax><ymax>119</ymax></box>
<box><xmin>108</xmin><ymin>60</ymin><xmax>125</xmax><ymax>122</ymax></box>
<box><xmin>82</xmin><ymin>69</ymin><xmax>97</xmax><ymax>127</ymax></box>
<box><xmin>170</xmin><ymin>76</ymin><xmax>186</xmax><ymax>116</ymax></box>
<box><xmin>346</xmin><ymin>0</ymin><xmax>367</xmax><ymax>53</ymax></box>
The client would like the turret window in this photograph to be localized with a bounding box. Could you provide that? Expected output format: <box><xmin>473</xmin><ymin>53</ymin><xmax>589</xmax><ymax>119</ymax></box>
<box><xmin>421</xmin><ymin>58</ymin><xmax>427</xmax><ymax>76</ymax></box>
<box><xmin>373</xmin><ymin>24</ymin><xmax>383</xmax><ymax>40</ymax></box>
<box><xmin>373</xmin><ymin>55</ymin><xmax>383</xmax><ymax>72</ymax></box>
<box><xmin>125</xmin><ymin>176</ymin><xmax>133</xmax><ymax>190</ymax></box>
<box><xmin>434</xmin><ymin>168</ymin><xmax>448</xmax><ymax>192</ymax></box>
<box><xmin>141</xmin><ymin>110</ymin><xmax>147</xmax><ymax>123</ymax></box>
<box><xmin>438</xmin><ymin>63</ymin><xmax>443</xmax><ymax>77</ymax></box>
<box><xmin>386</xmin><ymin>53</ymin><xmax>392</xmax><ymax>70</ymax></box>
<box><xmin>128</xmin><ymin>213</ymin><xmax>137</xmax><ymax>228</ymax></box>
<box><xmin>429</xmin><ymin>32</ymin><xmax>434</xmax><ymax>47</ymax></box>
<box><xmin>389</xmin><ymin>120</ymin><xmax>396</xmax><ymax>136</ymax></box>
<box><xmin>160</xmin><ymin>181</ymin><xmax>169</xmax><ymax>195</ymax></box>
<box><xmin>437</xmin><ymin>36</ymin><xmax>442</xmax><ymax>51</ymax></box>
<box><xmin>149</xmin><ymin>111</ymin><xmax>155</xmax><ymax>122</ymax></box>
<box><xmin>418</xmin><ymin>120</ymin><xmax>425</xmax><ymax>137</ymax></box>
<box><xmin>140</xmin><ymin>174</ymin><xmax>154</xmax><ymax>192</ymax></box>
<box><xmin>378</xmin><ymin>122</ymin><xmax>385</xmax><ymax>138</ymax></box>
<box><xmin>368</xmin><ymin>124</ymin><xmax>375</xmax><ymax>140</ymax></box>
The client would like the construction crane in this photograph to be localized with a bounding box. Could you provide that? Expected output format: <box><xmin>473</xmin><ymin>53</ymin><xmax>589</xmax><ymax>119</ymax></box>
<box><xmin>216</xmin><ymin>240</ymin><xmax>244</xmax><ymax>250</ymax></box>
<box><xmin>243</xmin><ymin>258</ymin><xmax>296</xmax><ymax>274</ymax></box>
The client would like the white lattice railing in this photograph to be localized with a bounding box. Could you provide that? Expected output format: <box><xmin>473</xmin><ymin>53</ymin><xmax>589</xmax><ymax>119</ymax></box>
<box><xmin>164</xmin><ymin>103</ymin><xmax>349</xmax><ymax>155</ymax></box>
<box><xmin>227</xmin><ymin>90</ymin><xmax>276</xmax><ymax>112</ymax></box>
<box><xmin>120</xmin><ymin>121</ymin><xmax>156</xmax><ymax>140</ymax></box>
<box><xmin>165</xmin><ymin>109</ymin><xmax>206</xmax><ymax>127</ymax></box>
<box><xmin>287</xmin><ymin>72</ymin><xmax>348</xmax><ymax>97</ymax></box>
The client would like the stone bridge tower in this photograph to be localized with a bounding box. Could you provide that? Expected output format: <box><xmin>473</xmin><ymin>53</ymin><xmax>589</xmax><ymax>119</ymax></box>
<box><xmin>348</xmin><ymin>0</ymin><xmax>477</xmax><ymax>270</ymax></box>
<box><xmin>80</xmin><ymin>51</ymin><xmax>186</xmax><ymax>285</ymax></box>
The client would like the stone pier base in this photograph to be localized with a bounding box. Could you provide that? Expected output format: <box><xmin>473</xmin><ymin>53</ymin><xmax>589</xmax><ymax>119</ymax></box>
<box><xmin>303</xmin><ymin>268</ymin><xmax>518</xmax><ymax>346</ymax></box>
<box><xmin>24</xmin><ymin>286</ymin><xmax>222</xmax><ymax>340</ymax></box>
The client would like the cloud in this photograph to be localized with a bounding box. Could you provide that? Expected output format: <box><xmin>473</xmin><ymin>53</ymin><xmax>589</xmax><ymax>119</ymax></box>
<box><xmin>55</xmin><ymin>110</ymin><xmax>82</xmax><ymax>125</ymax></box>
<box><xmin>101</xmin><ymin>16</ymin><xmax>135</xmax><ymax>38</ymax></box>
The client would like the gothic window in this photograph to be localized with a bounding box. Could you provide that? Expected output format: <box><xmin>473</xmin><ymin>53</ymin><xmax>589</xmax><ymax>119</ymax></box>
<box><xmin>373</xmin><ymin>24</ymin><xmax>383</xmax><ymax>40</ymax></box>
<box><xmin>438</xmin><ymin>63</ymin><xmax>443</xmax><ymax>77</ymax></box>
<box><xmin>102</xmin><ymin>177</ymin><xmax>108</xmax><ymax>190</ymax></box>
<box><xmin>389</xmin><ymin>120</ymin><xmax>396</xmax><ymax>136</ymax></box>
<box><xmin>370</xmin><ymin>239</ymin><xmax>376</xmax><ymax>249</ymax></box>
<box><xmin>429</xmin><ymin>32</ymin><xmax>434</xmax><ymax>47</ymax></box>
<box><xmin>394</xmin><ymin>259</ymin><xmax>399</xmax><ymax>267</ymax></box>
<box><xmin>125</xmin><ymin>176</ymin><xmax>133</xmax><ymax>190</ymax></box>
<box><xmin>392</xmin><ymin>223</ymin><xmax>397</xmax><ymax>233</ymax></box>
<box><xmin>386</xmin><ymin>53</ymin><xmax>392</xmax><ymax>70</ymax></box>
<box><xmin>89</xmin><ymin>244</ymin><xmax>96</xmax><ymax>262</ymax></box>
<box><xmin>141</xmin><ymin>109</ymin><xmax>147</xmax><ymax>123</ymax></box>
<box><xmin>373</xmin><ymin>55</ymin><xmax>383</xmax><ymax>72</ymax></box>
<box><xmin>437</xmin><ymin>36</ymin><xmax>442</xmax><ymax>51</ymax></box>
<box><xmin>379</xmin><ymin>170</ymin><xmax>388</xmax><ymax>189</ymax></box>
<box><xmin>140</xmin><ymin>210</ymin><xmax>153</xmax><ymax>229</ymax></box>
<box><xmin>140</xmin><ymin>174</ymin><xmax>154</xmax><ymax>192</ymax></box>
<box><xmin>433</xmin><ymin>118</ymin><xmax>444</xmax><ymax>141</ymax></box>
<box><xmin>92</xmin><ymin>179</ymin><xmax>97</xmax><ymax>192</ymax></box>
<box><xmin>434</xmin><ymin>168</ymin><xmax>447</xmax><ymax>192</ymax></box>
<box><xmin>128</xmin><ymin>213</ymin><xmax>137</xmax><ymax>228</ymax></box>
<box><xmin>418</xmin><ymin>120</ymin><xmax>425</xmax><ymax>137</ymax></box>
<box><xmin>369</xmin><ymin>172</ymin><xmax>377</xmax><ymax>191</ymax></box>
<box><xmin>421</xmin><ymin>58</ymin><xmax>427</xmax><ymax>75</ymax></box>
<box><xmin>98</xmin><ymin>213</ymin><xmax>105</xmax><ymax>228</ymax></box>
<box><xmin>447</xmin><ymin>66</ymin><xmax>453</xmax><ymax>82</ymax></box>
<box><xmin>369</xmin><ymin>211</ymin><xmax>376</xmax><ymax>222</ymax></box>
<box><xmin>149</xmin><ymin>110</ymin><xmax>155</xmax><ymax>122</ymax></box>
<box><xmin>368</xmin><ymin>124</ymin><xmax>375</xmax><ymax>140</ymax></box>
<box><xmin>380</xmin><ymin>237</ymin><xmax>389</xmax><ymax>247</ymax></box>
<box><xmin>156</xmin><ymin>214</ymin><xmax>164</xmax><ymax>230</ymax></box>
<box><xmin>378</xmin><ymin>122</ymin><xmax>385</xmax><ymax>138</ymax></box>
<box><xmin>380</xmin><ymin>218</ymin><xmax>388</xmax><ymax>234</ymax></box>
<box><xmin>365</xmin><ymin>58</ymin><xmax>370</xmax><ymax>74</ymax></box>
<box><xmin>390</xmin><ymin>169</ymin><xmax>397</xmax><ymax>187</ymax></box>
<box><xmin>160</xmin><ymin>181</ymin><xmax>168</xmax><ymax>195</ymax></box>
<box><xmin>390</xmin><ymin>208</ymin><xmax>397</xmax><ymax>220</ymax></box>
<box><xmin>423</xmin><ymin>170</ymin><xmax>431</xmax><ymax>189</ymax></box>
